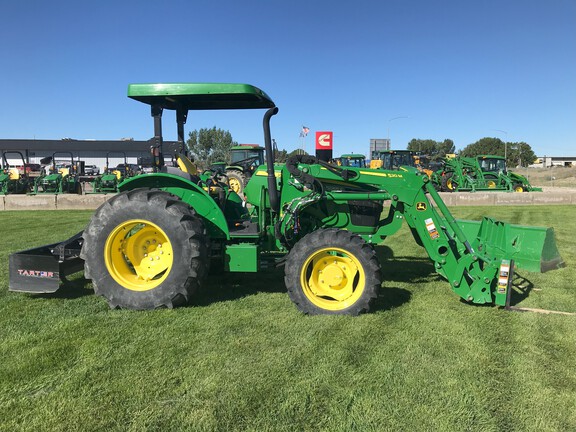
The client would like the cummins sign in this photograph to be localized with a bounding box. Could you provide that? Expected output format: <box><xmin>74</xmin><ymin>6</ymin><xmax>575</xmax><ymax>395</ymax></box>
<box><xmin>315</xmin><ymin>131</ymin><xmax>333</xmax><ymax>162</ymax></box>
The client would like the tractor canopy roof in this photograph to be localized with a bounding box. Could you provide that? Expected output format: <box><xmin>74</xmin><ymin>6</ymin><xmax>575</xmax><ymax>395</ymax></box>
<box><xmin>127</xmin><ymin>83</ymin><xmax>275</xmax><ymax>110</ymax></box>
<box><xmin>375</xmin><ymin>150</ymin><xmax>413</xmax><ymax>155</ymax></box>
<box><xmin>340</xmin><ymin>153</ymin><xmax>365</xmax><ymax>158</ymax></box>
<box><xmin>478</xmin><ymin>155</ymin><xmax>505</xmax><ymax>160</ymax></box>
<box><xmin>231</xmin><ymin>144</ymin><xmax>264</xmax><ymax>151</ymax></box>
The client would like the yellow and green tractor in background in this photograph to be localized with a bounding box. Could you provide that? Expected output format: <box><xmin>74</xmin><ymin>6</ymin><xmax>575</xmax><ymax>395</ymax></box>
<box><xmin>0</xmin><ymin>151</ymin><xmax>33</xmax><ymax>195</ymax></box>
<box><xmin>91</xmin><ymin>152</ymin><xmax>135</xmax><ymax>194</ymax></box>
<box><xmin>334</xmin><ymin>153</ymin><xmax>367</xmax><ymax>168</ymax></box>
<box><xmin>32</xmin><ymin>152</ymin><xmax>82</xmax><ymax>195</ymax></box>
<box><xmin>209</xmin><ymin>144</ymin><xmax>265</xmax><ymax>194</ymax></box>
<box><xmin>435</xmin><ymin>154</ymin><xmax>542</xmax><ymax>192</ymax></box>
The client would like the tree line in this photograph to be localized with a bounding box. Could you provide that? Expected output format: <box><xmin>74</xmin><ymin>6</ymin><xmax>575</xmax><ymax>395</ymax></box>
<box><xmin>186</xmin><ymin>126</ymin><xmax>302</xmax><ymax>169</ymax></box>
<box><xmin>186</xmin><ymin>127</ymin><xmax>538</xmax><ymax>169</ymax></box>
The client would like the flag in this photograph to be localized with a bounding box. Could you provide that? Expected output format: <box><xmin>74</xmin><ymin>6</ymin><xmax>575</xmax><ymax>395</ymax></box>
<box><xmin>300</xmin><ymin>126</ymin><xmax>310</xmax><ymax>137</ymax></box>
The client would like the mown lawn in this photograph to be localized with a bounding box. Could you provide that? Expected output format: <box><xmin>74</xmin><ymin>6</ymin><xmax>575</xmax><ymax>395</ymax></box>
<box><xmin>0</xmin><ymin>206</ymin><xmax>574</xmax><ymax>432</ymax></box>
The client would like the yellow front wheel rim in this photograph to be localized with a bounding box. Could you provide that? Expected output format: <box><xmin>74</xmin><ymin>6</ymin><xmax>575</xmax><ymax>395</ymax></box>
<box><xmin>487</xmin><ymin>180</ymin><xmax>497</xmax><ymax>188</ymax></box>
<box><xmin>104</xmin><ymin>219</ymin><xmax>173</xmax><ymax>291</ymax></box>
<box><xmin>300</xmin><ymin>248</ymin><xmax>365</xmax><ymax>311</ymax></box>
<box><xmin>228</xmin><ymin>177</ymin><xmax>242</xmax><ymax>193</ymax></box>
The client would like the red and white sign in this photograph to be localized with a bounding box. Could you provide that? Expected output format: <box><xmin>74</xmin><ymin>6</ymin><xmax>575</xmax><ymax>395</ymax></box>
<box><xmin>315</xmin><ymin>131</ymin><xmax>333</xmax><ymax>150</ymax></box>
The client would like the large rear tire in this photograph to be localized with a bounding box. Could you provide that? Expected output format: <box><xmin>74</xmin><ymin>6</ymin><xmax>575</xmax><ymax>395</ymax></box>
<box><xmin>441</xmin><ymin>172</ymin><xmax>457</xmax><ymax>192</ymax></box>
<box><xmin>226</xmin><ymin>169</ymin><xmax>246</xmax><ymax>194</ymax></box>
<box><xmin>81</xmin><ymin>189</ymin><xmax>209</xmax><ymax>309</ymax></box>
<box><xmin>284</xmin><ymin>229</ymin><xmax>382</xmax><ymax>315</ymax></box>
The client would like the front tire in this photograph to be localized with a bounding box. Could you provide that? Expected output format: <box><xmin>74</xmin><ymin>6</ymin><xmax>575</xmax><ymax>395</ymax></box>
<box><xmin>284</xmin><ymin>229</ymin><xmax>382</xmax><ymax>315</ymax></box>
<box><xmin>484</xmin><ymin>174</ymin><xmax>498</xmax><ymax>189</ymax></box>
<box><xmin>81</xmin><ymin>189</ymin><xmax>209</xmax><ymax>309</ymax></box>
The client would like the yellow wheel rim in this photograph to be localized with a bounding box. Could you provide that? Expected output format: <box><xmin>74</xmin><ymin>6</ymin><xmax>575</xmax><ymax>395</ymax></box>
<box><xmin>228</xmin><ymin>177</ymin><xmax>242</xmax><ymax>193</ymax></box>
<box><xmin>300</xmin><ymin>247</ymin><xmax>365</xmax><ymax>311</ymax></box>
<box><xmin>487</xmin><ymin>180</ymin><xmax>496</xmax><ymax>188</ymax></box>
<box><xmin>515</xmin><ymin>186</ymin><xmax>524</xmax><ymax>193</ymax></box>
<box><xmin>446</xmin><ymin>179</ymin><xmax>455</xmax><ymax>190</ymax></box>
<box><xmin>104</xmin><ymin>219</ymin><xmax>173</xmax><ymax>291</ymax></box>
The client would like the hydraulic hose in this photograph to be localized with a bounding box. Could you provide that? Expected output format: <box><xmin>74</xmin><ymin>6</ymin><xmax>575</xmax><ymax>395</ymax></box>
<box><xmin>285</xmin><ymin>154</ymin><xmax>319</xmax><ymax>190</ymax></box>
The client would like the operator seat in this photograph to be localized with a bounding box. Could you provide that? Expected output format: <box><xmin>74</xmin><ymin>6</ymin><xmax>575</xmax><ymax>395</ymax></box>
<box><xmin>176</xmin><ymin>153</ymin><xmax>198</xmax><ymax>176</ymax></box>
<box><xmin>162</xmin><ymin>154</ymin><xmax>229</xmax><ymax>209</ymax></box>
<box><xmin>9</xmin><ymin>168</ymin><xmax>20</xmax><ymax>180</ymax></box>
<box><xmin>160</xmin><ymin>165</ymin><xmax>200</xmax><ymax>184</ymax></box>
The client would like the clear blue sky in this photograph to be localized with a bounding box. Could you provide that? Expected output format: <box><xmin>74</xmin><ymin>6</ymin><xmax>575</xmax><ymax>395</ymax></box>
<box><xmin>1</xmin><ymin>0</ymin><xmax>574</xmax><ymax>157</ymax></box>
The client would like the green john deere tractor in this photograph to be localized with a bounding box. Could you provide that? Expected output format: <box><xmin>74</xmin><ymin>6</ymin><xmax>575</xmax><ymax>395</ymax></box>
<box><xmin>32</xmin><ymin>152</ymin><xmax>82</xmax><ymax>194</ymax></box>
<box><xmin>92</xmin><ymin>152</ymin><xmax>131</xmax><ymax>193</ymax></box>
<box><xmin>335</xmin><ymin>154</ymin><xmax>367</xmax><ymax>168</ymax></box>
<box><xmin>209</xmin><ymin>144</ymin><xmax>265</xmax><ymax>194</ymax></box>
<box><xmin>370</xmin><ymin>150</ymin><xmax>415</xmax><ymax>170</ymax></box>
<box><xmin>9</xmin><ymin>82</ymin><xmax>564</xmax><ymax>315</ymax></box>
<box><xmin>437</xmin><ymin>154</ymin><xmax>541</xmax><ymax>192</ymax></box>
<box><xmin>0</xmin><ymin>151</ymin><xmax>32</xmax><ymax>195</ymax></box>
<box><xmin>370</xmin><ymin>150</ymin><xmax>445</xmax><ymax>190</ymax></box>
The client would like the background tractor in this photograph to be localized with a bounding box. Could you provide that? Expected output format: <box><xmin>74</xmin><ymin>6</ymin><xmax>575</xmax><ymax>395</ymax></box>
<box><xmin>334</xmin><ymin>153</ymin><xmax>367</xmax><ymax>168</ymax></box>
<box><xmin>0</xmin><ymin>151</ymin><xmax>32</xmax><ymax>195</ymax></box>
<box><xmin>412</xmin><ymin>153</ymin><xmax>442</xmax><ymax>178</ymax></box>
<box><xmin>370</xmin><ymin>150</ymin><xmax>415</xmax><ymax>170</ymax></box>
<box><xmin>9</xmin><ymin>83</ymin><xmax>563</xmax><ymax>316</ymax></box>
<box><xmin>370</xmin><ymin>150</ymin><xmax>443</xmax><ymax>188</ymax></box>
<box><xmin>209</xmin><ymin>144</ymin><xmax>265</xmax><ymax>194</ymax></box>
<box><xmin>92</xmin><ymin>152</ymin><xmax>132</xmax><ymax>193</ymax></box>
<box><xmin>436</xmin><ymin>154</ymin><xmax>541</xmax><ymax>192</ymax></box>
<box><xmin>33</xmin><ymin>152</ymin><xmax>82</xmax><ymax>194</ymax></box>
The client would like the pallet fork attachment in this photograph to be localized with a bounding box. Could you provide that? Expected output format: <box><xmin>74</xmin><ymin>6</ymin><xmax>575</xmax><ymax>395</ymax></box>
<box><xmin>8</xmin><ymin>231</ymin><xmax>85</xmax><ymax>293</ymax></box>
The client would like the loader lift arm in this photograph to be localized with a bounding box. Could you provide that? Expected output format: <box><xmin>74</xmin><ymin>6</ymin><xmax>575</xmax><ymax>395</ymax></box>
<box><xmin>280</xmin><ymin>156</ymin><xmax>565</xmax><ymax>307</ymax></box>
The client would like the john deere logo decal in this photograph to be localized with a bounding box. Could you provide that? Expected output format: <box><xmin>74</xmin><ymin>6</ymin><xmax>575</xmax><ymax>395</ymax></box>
<box><xmin>416</xmin><ymin>202</ymin><xmax>427</xmax><ymax>211</ymax></box>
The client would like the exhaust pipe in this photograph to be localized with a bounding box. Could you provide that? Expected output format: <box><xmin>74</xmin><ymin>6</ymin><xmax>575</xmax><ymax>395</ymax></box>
<box><xmin>263</xmin><ymin>106</ymin><xmax>279</xmax><ymax>213</ymax></box>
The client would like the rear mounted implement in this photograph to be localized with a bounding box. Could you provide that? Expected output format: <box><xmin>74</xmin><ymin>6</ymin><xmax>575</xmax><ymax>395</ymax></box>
<box><xmin>9</xmin><ymin>232</ymin><xmax>84</xmax><ymax>294</ymax></box>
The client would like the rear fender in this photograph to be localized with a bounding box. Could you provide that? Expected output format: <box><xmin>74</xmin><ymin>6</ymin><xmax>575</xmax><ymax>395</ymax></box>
<box><xmin>508</xmin><ymin>172</ymin><xmax>527</xmax><ymax>183</ymax></box>
<box><xmin>119</xmin><ymin>173</ymin><xmax>230</xmax><ymax>239</ymax></box>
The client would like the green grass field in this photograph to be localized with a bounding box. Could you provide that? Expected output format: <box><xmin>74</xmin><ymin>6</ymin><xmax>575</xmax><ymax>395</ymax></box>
<box><xmin>0</xmin><ymin>207</ymin><xmax>575</xmax><ymax>432</ymax></box>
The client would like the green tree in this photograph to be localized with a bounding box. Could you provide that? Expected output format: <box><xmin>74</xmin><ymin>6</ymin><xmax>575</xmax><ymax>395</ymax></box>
<box><xmin>460</xmin><ymin>137</ymin><xmax>506</xmax><ymax>158</ymax></box>
<box><xmin>437</xmin><ymin>139</ymin><xmax>456</xmax><ymax>158</ymax></box>
<box><xmin>460</xmin><ymin>138</ymin><xmax>537</xmax><ymax>167</ymax></box>
<box><xmin>287</xmin><ymin>149</ymin><xmax>309</xmax><ymax>158</ymax></box>
<box><xmin>186</xmin><ymin>127</ymin><xmax>236</xmax><ymax>169</ymax></box>
<box><xmin>407</xmin><ymin>139</ymin><xmax>455</xmax><ymax>161</ymax></box>
<box><xmin>274</xmin><ymin>148</ymin><xmax>289</xmax><ymax>163</ymax></box>
<box><xmin>507</xmin><ymin>142</ymin><xmax>537</xmax><ymax>168</ymax></box>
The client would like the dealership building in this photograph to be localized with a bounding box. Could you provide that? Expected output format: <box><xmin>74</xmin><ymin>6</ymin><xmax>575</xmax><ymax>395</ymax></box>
<box><xmin>537</xmin><ymin>155</ymin><xmax>576</xmax><ymax>168</ymax></box>
<box><xmin>0</xmin><ymin>138</ymin><xmax>181</xmax><ymax>172</ymax></box>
